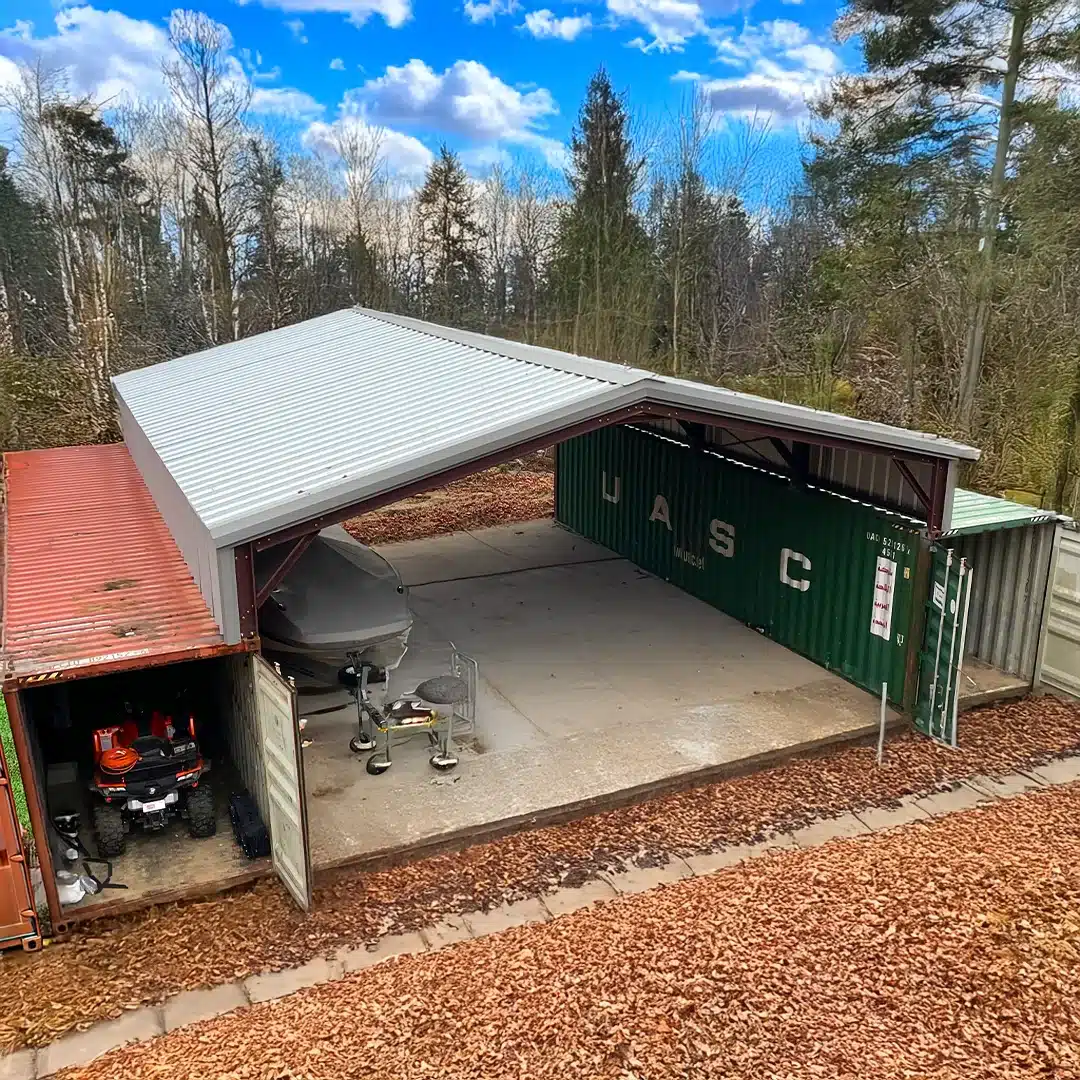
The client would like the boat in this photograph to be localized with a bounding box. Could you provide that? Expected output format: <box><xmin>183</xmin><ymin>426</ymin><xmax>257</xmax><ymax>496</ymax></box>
<box><xmin>256</xmin><ymin>526</ymin><xmax>412</xmax><ymax>683</ymax></box>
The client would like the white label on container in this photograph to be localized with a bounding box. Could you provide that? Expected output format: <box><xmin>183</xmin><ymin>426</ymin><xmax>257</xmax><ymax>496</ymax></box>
<box><xmin>932</xmin><ymin>581</ymin><xmax>946</xmax><ymax>611</ymax></box>
<box><xmin>871</xmin><ymin>556</ymin><xmax>897</xmax><ymax>640</ymax></box>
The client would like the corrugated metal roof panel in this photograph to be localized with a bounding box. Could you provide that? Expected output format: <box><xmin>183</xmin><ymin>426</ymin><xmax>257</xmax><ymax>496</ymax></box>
<box><xmin>2</xmin><ymin>444</ymin><xmax>226</xmax><ymax>682</ymax></box>
<box><xmin>113</xmin><ymin>309</ymin><xmax>621</xmax><ymax>546</ymax></box>
<box><xmin>113</xmin><ymin>307</ymin><xmax>981</xmax><ymax>549</ymax></box>
<box><xmin>945</xmin><ymin>488</ymin><xmax>1067</xmax><ymax>536</ymax></box>
<box><xmin>363</xmin><ymin>309</ymin><xmax>983</xmax><ymax>462</ymax></box>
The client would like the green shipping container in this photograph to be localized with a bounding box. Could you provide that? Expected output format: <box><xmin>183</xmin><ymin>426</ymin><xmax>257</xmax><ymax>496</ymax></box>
<box><xmin>556</xmin><ymin>425</ymin><xmax>920</xmax><ymax>704</ymax></box>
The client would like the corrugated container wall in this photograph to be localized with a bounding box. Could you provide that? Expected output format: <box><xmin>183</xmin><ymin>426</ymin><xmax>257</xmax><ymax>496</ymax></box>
<box><xmin>949</xmin><ymin>523</ymin><xmax>1057</xmax><ymax>681</ymax></box>
<box><xmin>556</xmin><ymin>426</ymin><xmax>920</xmax><ymax>705</ymax></box>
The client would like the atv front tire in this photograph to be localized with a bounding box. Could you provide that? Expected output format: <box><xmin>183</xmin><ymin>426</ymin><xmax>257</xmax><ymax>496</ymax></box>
<box><xmin>186</xmin><ymin>783</ymin><xmax>217</xmax><ymax>838</ymax></box>
<box><xmin>93</xmin><ymin>803</ymin><xmax>126</xmax><ymax>858</ymax></box>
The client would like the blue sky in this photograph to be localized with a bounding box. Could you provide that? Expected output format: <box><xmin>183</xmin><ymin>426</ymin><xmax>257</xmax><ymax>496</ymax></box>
<box><xmin>0</xmin><ymin>0</ymin><xmax>856</xmax><ymax>187</ymax></box>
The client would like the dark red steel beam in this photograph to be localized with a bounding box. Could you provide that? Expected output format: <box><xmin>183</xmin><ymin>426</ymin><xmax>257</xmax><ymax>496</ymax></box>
<box><xmin>255</xmin><ymin>532</ymin><xmax>318</xmax><ymax>608</ymax></box>
<box><xmin>644</xmin><ymin>404</ymin><xmax>945</xmax><ymax>468</ymax></box>
<box><xmin>234</xmin><ymin>543</ymin><xmax>258</xmax><ymax>641</ymax></box>
<box><xmin>892</xmin><ymin>458</ymin><xmax>933</xmax><ymax>515</ymax></box>
<box><xmin>254</xmin><ymin>404</ymin><xmax>654</xmax><ymax>550</ymax></box>
<box><xmin>927</xmin><ymin>458</ymin><xmax>950</xmax><ymax>537</ymax></box>
<box><xmin>253</xmin><ymin>400</ymin><xmax>956</xmax><ymax>551</ymax></box>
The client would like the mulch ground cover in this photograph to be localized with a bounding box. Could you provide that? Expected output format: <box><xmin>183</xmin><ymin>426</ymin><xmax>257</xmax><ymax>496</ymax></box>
<box><xmin>61</xmin><ymin>781</ymin><xmax>1080</xmax><ymax>1079</ymax></box>
<box><xmin>345</xmin><ymin>458</ymin><xmax>554</xmax><ymax>546</ymax></box>
<box><xmin>3</xmin><ymin>694</ymin><xmax>1079</xmax><ymax>1053</ymax></box>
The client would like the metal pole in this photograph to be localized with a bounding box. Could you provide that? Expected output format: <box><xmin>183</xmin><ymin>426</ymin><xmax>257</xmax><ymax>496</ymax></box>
<box><xmin>950</xmin><ymin>563</ymin><xmax>975</xmax><ymax>749</ymax></box>
<box><xmin>877</xmin><ymin>681</ymin><xmax>888</xmax><ymax>766</ymax></box>
<box><xmin>941</xmin><ymin>558</ymin><xmax>966</xmax><ymax>747</ymax></box>
<box><xmin>927</xmin><ymin>549</ymin><xmax>952</xmax><ymax>738</ymax></box>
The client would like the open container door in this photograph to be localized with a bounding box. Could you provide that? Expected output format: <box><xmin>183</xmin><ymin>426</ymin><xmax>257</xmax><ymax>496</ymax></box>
<box><xmin>915</xmin><ymin>547</ymin><xmax>973</xmax><ymax>745</ymax></box>
<box><xmin>253</xmin><ymin>655</ymin><xmax>312</xmax><ymax>910</ymax></box>
<box><xmin>1036</xmin><ymin>527</ymin><xmax>1080</xmax><ymax>697</ymax></box>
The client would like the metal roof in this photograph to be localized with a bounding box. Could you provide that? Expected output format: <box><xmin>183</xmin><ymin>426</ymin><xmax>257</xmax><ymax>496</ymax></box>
<box><xmin>2</xmin><ymin>444</ymin><xmax>227</xmax><ymax>684</ymax></box>
<box><xmin>945</xmin><ymin>488</ymin><xmax>1067</xmax><ymax>537</ymax></box>
<box><xmin>113</xmin><ymin>307</ymin><xmax>980</xmax><ymax>548</ymax></box>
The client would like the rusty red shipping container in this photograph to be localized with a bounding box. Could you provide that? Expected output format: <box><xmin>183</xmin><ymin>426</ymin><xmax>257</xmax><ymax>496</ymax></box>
<box><xmin>2</xmin><ymin>444</ymin><xmax>228</xmax><ymax>686</ymax></box>
<box><xmin>0</xmin><ymin>732</ymin><xmax>38</xmax><ymax>951</ymax></box>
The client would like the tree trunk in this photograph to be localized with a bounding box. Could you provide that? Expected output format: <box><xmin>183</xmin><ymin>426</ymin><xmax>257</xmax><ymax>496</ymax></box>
<box><xmin>1053</xmin><ymin>358</ymin><xmax>1080</xmax><ymax>511</ymax></box>
<box><xmin>956</xmin><ymin>3</ymin><xmax>1030</xmax><ymax>433</ymax></box>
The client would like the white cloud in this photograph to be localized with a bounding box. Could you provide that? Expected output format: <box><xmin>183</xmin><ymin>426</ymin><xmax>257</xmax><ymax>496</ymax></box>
<box><xmin>284</xmin><ymin>18</ymin><xmax>308</xmax><ymax>41</ymax></box>
<box><xmin>303</xmin><ymin>115</ymin><xmax>433</xmax><ymax>182</ymax></box>
<box><xmin>701</xmin><ymin>71</ymin><xmax>810</xmax><ymax>121</ymax></box>
<box><xmin>763</xmin><ymin>18</ymin><xmax>809</xmax><ymax>49</ymax></box>
<box><xmin>329</xmin><ymin>56</ymin><xmax>345</xmax><ymax>70</ymax></box>
<box><xmin>0</xmin><ymin>53</ymin><xmax>19</xmax><ymax>91</ymax></box>
<box><xmin>785</xmin><ymin>42</ymin><xmax>838</xmax><ymax>73</ymax></box>
<box><xmin>0</xmin><ymin>7</ymin><xmax>327</xmax><ymax>121</ymax></box>
<box><xmin>360</xmin><ymin>58</ymin><xmax>558</xmax><ymax>146</ymax></box>
<box><xmin>251</xmin><ymin>85</ymin><xmax>324</xmax><ymax>118</ymax></box>
<box><xmin>522</xmin><ymin>9</ymin><xmax>592</xmax><ymax>40</ymax></box>
<box><xmin>0</xmin><ymin>6</ymin><xmax>172</xmax><ymax>104</ymax></box>
<box><xmin>671</xmin><ymin>69</ymin><xmax>701</xmax><ymax>81</ymax></box>
<box><xmin>242</xmin><ymin>0</ymin><xmax>411</xmax><ymax>30</ymax></box>
<box><xmin>698</xmin><ymin>19</ymin><xmax>839</xmax><ymax>124</ymax></box>
<box><xmin>607</xmin><ymin>0</ymin><xmax>709</xmax><ymax>51</ymax></box>
<box><xmin>463</xmin><ymin>0</ymin><xmax>517</xmax><ymax>22</ymax></box>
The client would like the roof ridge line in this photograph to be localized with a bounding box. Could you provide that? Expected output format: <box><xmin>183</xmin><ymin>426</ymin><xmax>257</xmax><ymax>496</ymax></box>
<box><xmin>353</xmin><ymin>307</ymin><xmax>645</xmax><ymax>388</ymax></box>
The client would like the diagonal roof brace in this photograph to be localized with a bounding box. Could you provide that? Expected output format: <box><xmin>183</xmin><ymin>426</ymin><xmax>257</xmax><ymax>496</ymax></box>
<box><xmin>892</xmin><ymin>458</ymin><xmax>933</xmax><ymax>515</ymax></box>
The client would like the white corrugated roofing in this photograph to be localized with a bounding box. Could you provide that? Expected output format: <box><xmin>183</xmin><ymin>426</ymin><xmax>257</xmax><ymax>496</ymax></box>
<box><xmin>113</xmin><ymin>307</ymin><xmax>980</xmax><ymax>548</ymax></box>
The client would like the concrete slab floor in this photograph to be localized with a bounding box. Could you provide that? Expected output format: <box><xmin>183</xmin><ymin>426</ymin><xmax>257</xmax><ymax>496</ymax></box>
<box><xmin>914</xmin><ymin>783</ymin><xmax>995</xmax><ymax>817</ymax></box>
<box><xmin>377</xmin><ymin>520</ymin><xmax>616</xmax><ymax>588</ymax></box>
<box><xmin>957</xmin><ymin>658</ymin><xmax>1030</xmax><ymax>710</ymax></box>
<box><xmin>302</xmin><ymin>520</ymin><xmax>895</xmax><ymax>872</ymax></box>
<box><xmin>853</xmin><ymin>797</ymin><xmax>931</xmax><ymax>831</ymax></box>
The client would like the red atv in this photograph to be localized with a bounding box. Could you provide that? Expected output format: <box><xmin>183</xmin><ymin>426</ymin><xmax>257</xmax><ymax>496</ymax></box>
<box><xmin>91</xmin><ymin>706</ymin><xmax>215</xmax><ymax>857</ymax></box>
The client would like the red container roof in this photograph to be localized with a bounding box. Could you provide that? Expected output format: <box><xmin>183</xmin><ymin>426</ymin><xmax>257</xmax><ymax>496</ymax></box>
<box><xmin>3</xmin><ymin>443</ymin><xmax>226</xmax><ymax>684</ymax></box>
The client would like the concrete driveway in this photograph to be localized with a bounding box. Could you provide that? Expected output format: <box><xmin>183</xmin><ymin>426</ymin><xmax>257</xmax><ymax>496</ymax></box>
<box><xmin>301</xmin><ymin>520</ymin><xmax>890</xmax><ymax>870</ymax></box>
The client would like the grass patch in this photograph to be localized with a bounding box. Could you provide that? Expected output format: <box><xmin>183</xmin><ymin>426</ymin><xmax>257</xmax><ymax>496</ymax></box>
<box><xmin>0</xmin><ymin>697</ymin><xmax>30</xmax><ymax>833</ymax></box>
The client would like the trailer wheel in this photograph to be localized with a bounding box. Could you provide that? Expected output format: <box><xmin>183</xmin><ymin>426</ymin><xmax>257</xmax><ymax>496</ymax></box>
<box><xmin>186</xmin><ymin>783</ymin><xmax>217</xmax><ymax>838</ymax></box>
<box><xmin>93</xmin><ymin>803</ymin><xmax>126</xmax><ymax>857</ymax></box>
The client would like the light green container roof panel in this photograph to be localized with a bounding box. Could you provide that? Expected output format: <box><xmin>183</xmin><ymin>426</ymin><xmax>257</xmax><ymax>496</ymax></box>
<box><xmin>946</xmin><ymin>488</ymin><xmax>1065</xmax><ymax>536</ymax></box>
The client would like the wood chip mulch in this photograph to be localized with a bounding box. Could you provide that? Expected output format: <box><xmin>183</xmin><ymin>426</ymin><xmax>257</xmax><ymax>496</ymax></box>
<box><xmin>3</xmin><ymin>695</ymin><xmax>1079</xmax><ymax>1054</ymax></box>
<box><xmin>343</xmin><ymin>459</ymin><xmax>554</xmax><ymax>546</ymax></box>
<box><xmin>60</xmin><ymin>782</ymin><xmax>1080</xmax><ymax>1080</ymax></box>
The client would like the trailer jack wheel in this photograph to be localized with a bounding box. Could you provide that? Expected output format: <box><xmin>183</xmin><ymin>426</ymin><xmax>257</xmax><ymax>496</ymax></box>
<box><xmin>366</xmin><ymin>755</ymin><xmax>392</xmax><ymax>775</ymax></box>
<box><xmin>350</xmin><ymin>734</ymin><xmax>377</xmax><ymax>753</ymax></box>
